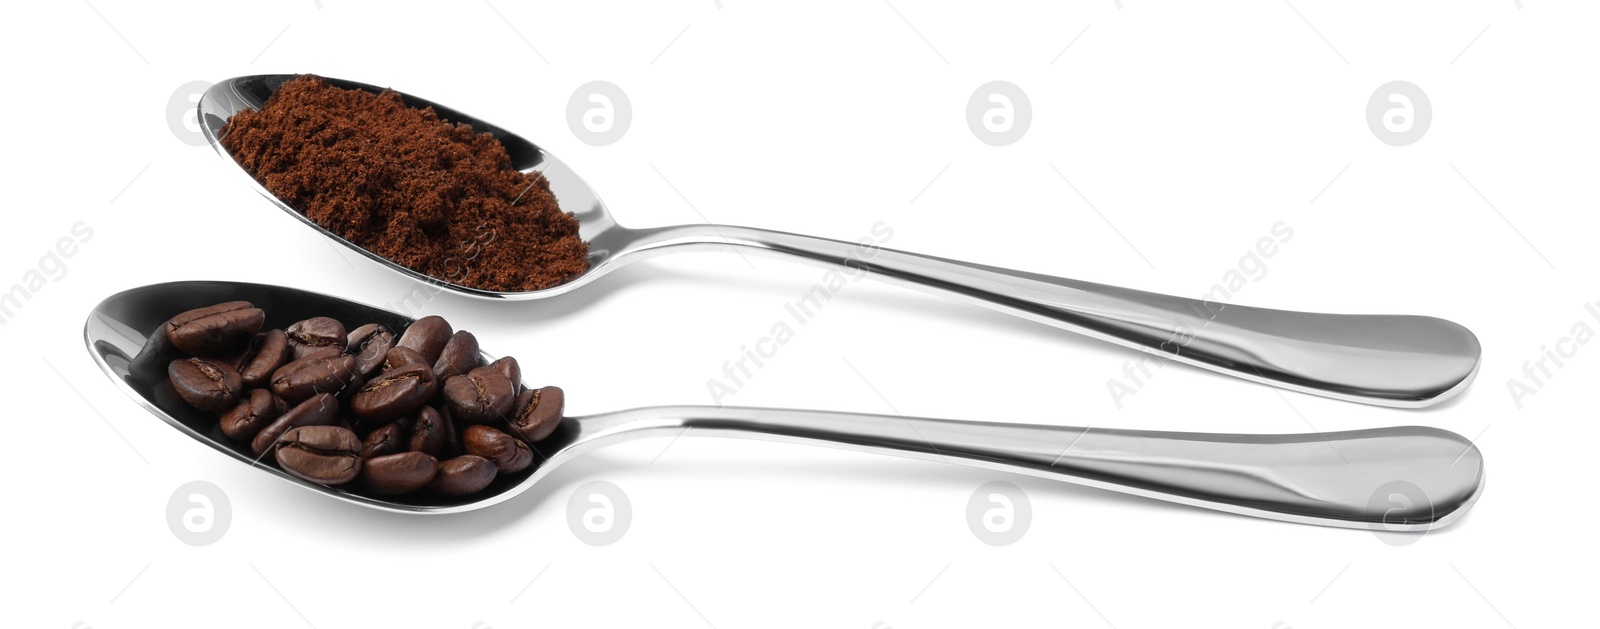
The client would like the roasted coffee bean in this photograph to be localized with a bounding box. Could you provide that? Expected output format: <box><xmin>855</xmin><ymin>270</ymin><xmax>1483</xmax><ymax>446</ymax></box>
<box><xmin>166</xmin><ymin>301</ymin><xmax>252</xmax><ymax>330</ymax></box>
<box><xmin>396</xmin><ymin>315</ymin><xmax>452</xmax><ymax>363</ymax></box>
<box><xmin>443</xmin><ymin>367</ymin><xmax>516</xmax><ymax>424</ymax></box>
<box><xmin>166</xmin><ymin>301</ymin><xmax>265</xmax><ymax>357</ymax></box>
<box><xmin>361</xmin><ymin>421</ymin><xmax>409</xmax><ymax>459</ymax></box>
<box><xmin>409</xmin><ymin>405</ymin><xmax>449</xmax><ymax>456</ymax></box>
<box><xmin>382</xmin><ymin>346</ymin><xmax>429</xmax><ymax>372</ymax></box>
<box><xmin>220</xmin><ymin>389</ymin><xmax>287</xmax><ymax>440</ymax></box>
<box><xmin>428</xmin><ymin>455</ymin><xmax>498</xmax><ymax>496</ymax></box>
<box><xmin>488</xmin><ymin>356</ymin><xmax>522</xmax><ymax>394</ymax></box>
<box><xmin>433</xmin><ymin>331</ymin><xmax>481</xmax><ymax>381</ymax></box>
<box><xmin>438</xmin><ymin>406</ymin><xmax>464</xmax><ymax>458</ymax></box>
<box><xmin>350</xmin><ymin>364</ymin><xmax>437</xmax><ymax>422</ymax></box>
<box><xmin>509</xmin><ymin>386</ymin><xmax>564</xmax><ymax>444</ymax></box>
<box><xmin>231</xmin><ymin>329</ymin><xmax>292</xmax><ymax>388</ymax></box>
<box><xmin>253</xmin><ymin>392</ymin><xmax>339</xmax><ymax>455</ymax></box>
<box><xmin>276</xmin><ymin>425</ymin><xmax>363</xmax><ymax>485</ymax></box>
<box><xmin>168</xmin><ymin>357</ymin><xmax>243</xmax><ymax>412</ymax></box>
<box><xmin>463</xmin><ymin>425</ymin><xmax>533</xmax><ymax>473</ymax></box>
<box><xmin>347</xmin><ymin>323</ymin><xmax>395</xmax><ymax>377</ymax></box>
<box><xmin>361</xmin><ymin>451</ymin><xmax>438</xmax><ymax>495</ymax></box>
<box><xmin>286</xmin><ymin>316</ymin><xmax>347</xmax><ymax>359</ymax></box>
<box><xmin>270</xmin><ymin>347</ymin><xmax>360</xmax><ymax>404</ymax></box>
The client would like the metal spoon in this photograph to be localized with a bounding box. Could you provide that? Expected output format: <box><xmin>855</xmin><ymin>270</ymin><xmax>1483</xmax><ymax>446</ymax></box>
<box><xmin>197</xmin><ymin>75</ymin><xmax>1480</xmax><ymax>408</ymax></box>
<box><xmin>84</xmin><ymin>281</ymin><xmax>1484</xmax><ymax>529</ymax></box>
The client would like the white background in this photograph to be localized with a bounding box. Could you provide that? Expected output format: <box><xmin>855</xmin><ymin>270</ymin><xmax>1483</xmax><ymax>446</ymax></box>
<box><xmin>2</xmin><ymin>1</ymin><xmax>1594</xmax><ymax>627</ymax></box>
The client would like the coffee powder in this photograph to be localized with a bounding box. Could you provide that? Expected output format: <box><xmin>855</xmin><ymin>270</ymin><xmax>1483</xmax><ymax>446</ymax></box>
<box><xmin>221</xmin><ymin>75</ymin><xmax>588</xmax><ymax>291</ymax></box>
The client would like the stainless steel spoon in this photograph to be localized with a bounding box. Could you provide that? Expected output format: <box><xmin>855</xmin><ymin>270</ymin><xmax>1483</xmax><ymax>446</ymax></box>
<box><xmin>85</xmin><ymin>281</ymin><xmax>1484</xmax><ymax>529</ymax></box>
<box><xmin>198</xmin><ymin>75</ymin><xmax>1480</xmax><ymax>408</ymax></box>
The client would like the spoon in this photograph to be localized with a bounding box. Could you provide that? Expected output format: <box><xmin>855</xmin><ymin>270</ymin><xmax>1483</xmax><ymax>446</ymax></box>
<box><xmin>198</xmin><ymin>75</ymin><xmax>1478</xmax><ymax>409</ymax></box>
<box><xmin>85</xmin><ymin>281</ymin><xmax>1483</xmax><ymax>530</ymax></box>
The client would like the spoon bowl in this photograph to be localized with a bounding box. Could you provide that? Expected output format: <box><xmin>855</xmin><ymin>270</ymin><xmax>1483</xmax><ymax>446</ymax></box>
<box><xmin>199</xmin><ymin>74</ymin><xmax>624</xmax><ymax>300</ymax></box>
<box><xmin>84</xmin><ymin>280</ymin><xmax>558</xmax><ymax>512</ymax></box>
<box><xmin>86</xmin><ymin>281</ymin><xmax>1484</xmax><ymax>528</ymax></box>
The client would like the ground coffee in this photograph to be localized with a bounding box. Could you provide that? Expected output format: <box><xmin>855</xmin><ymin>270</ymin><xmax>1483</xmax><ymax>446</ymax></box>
<box><xmin>221</xmin><ymin>75</ymin><xmax>588</xmax><ymax>291</ymax></box>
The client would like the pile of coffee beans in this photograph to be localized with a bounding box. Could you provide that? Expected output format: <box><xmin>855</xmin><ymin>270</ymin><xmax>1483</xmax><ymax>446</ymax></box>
<box><xmin>160</xmin><ymin>301</ymin><xmax>563</xmax><ymax>499</ymax></box>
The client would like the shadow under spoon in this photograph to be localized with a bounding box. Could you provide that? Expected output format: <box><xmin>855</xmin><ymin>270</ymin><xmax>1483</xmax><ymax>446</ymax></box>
<box><xmin>199</xmin><ymin>74</ymin><xmax>1480</xmax><ymax>409</ymax></box>
<box><xmin>85</xmin><ymin>281</ymin><xmax>1484</xmax><ymax>530</ymax></box>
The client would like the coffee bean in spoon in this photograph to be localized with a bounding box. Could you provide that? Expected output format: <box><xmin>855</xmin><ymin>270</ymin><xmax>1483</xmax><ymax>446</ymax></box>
<box><xmin>409</xmin><ymin>405</ymin><xmax>450</xmax><ymax>456</ymax></box>
<box><xmin>429</xmin><ymin>455</ymin><xmax>498</xmax><ymax>496</ymax></box>
<box><xmin>231</xmin><ymin>329</ymin><xmax>292</xmax><ymax>388</ymax></box>
<box><xmin>464</xmin><ymin>425</ymin><xmax>533</xmax><ymax>473</ymax></box>
<box><xmin>361</xmin><ymin>451</ymin><xmax>439</xmax><ymax>495</ymax></box>
<box><xmin>165</xmin><ymin>300</ymin><xmax>252</xmax><ymax>332</ymax></box>
<box><xmin>433</xmin><ymin>331</ymin><xmax>481</xmax><ymax>381</ymax></box>
<box><xmin>396</xmin><ymin>315</ymin><xmax>452</xmax><ymax>363</ymax></box>
<box><xmin>166</xmin><ymin>301</ymin><xmax>265</xmax><ymax>357</ymax></box>
<box><xmin>443</xmin><ymin>367</ymin><xmax>516</xmax><ymax>425</ymax></box>
<box><xmin>276</xmin><ymin>425</ymin><xmax>363</xmax><ymax>485</ymax></box>
<box><xmin>168</xmin><ymin>357</ymin><xmax>243</xmax><ymax>412</ymax></box>
<box><xmin>252</xmin><ymin>392</ymin><xmax>339</xmax><ymax>456</ymax></box>
<box><xmin>270</xmin><ymin>347</ymin><xmax>360</xmax><ymax>404</ymax></box>
<box><xmin>488</xmin><ymin>356</ymin><xmax>521</xmax><ymax>394</ymax></box>
<box><xmin>361</xmin><ymin>421</ymin><xmax>409</xmax><ymax>459</ymax></box>
<box><xmin>382</xmin><ymin>346</ymin><xmax>429</xmax><ymax>372</ymax></box>
<box><xmin>220</xmin><ymin>388</ymin><xmax>287</xmax><ymax>441</ymax></box>
<box><xmin>509</xmin><ymin>386</ymin><xmax>564</xmax><ymax>444</ymax></box>
<box><xmin>438</xmin><ymin>406</ymin><xmax>464</xmax><ymax>458</ymax></box>
<box><xmin>347</xmin><ymin>323</ymin><xmax>395</xmax><ymax>377</ymax></box>
<box><xmin>350</xmin><ymin>364</ymin><xmax>436</xmax><ymax>423</ymax></box>
<box><xmin>286</xmin><ymin>316</ymin><xmax>347</xmax><ymax>359</ymax></box>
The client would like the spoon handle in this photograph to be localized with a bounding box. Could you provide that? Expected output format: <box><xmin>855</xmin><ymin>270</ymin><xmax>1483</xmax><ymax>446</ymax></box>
<box><xmin>621</xmin><ymin>224</ymin><xmax>1479</xmax><ymax>407</ymax></box>
<box><xmin>575</xmin><ymin>406</ymin><xmax>1484</xmax><ymax>530</ymax></box>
